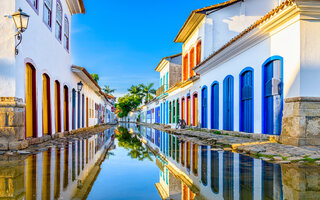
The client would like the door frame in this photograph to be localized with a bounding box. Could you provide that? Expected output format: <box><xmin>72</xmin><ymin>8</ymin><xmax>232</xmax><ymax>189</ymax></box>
<box><xmin>239</xmin><ymin>67</ymin><xmax>254</xmax><ymax>133</ymax></box>
<box><xmin>261</xmin><ymin>56</ymin><xmax>283</xmax><ymax>135</ymax></box>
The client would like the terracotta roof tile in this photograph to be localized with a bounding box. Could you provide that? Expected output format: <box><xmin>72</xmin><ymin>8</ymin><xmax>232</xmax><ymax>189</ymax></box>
<box><xmin>193</xmin><ymin>0</ymin><xmax>295</xmax><ymax>71</ymax></box>
<box><xmin>193</xmin><ymin>0</ymin><xmax>242</xmax><ymax>13</ymax></box>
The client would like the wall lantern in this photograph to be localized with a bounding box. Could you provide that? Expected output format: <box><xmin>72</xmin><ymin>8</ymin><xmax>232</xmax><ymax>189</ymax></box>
<box><xmin>11</xmin><ymin>8</ymin><xmax>30</xmax><ymax>55</ymax></box>
<box><xmin>77</xmin><ymin>81</ymin><xmax>83</xmax><ymax>92</ymax></box>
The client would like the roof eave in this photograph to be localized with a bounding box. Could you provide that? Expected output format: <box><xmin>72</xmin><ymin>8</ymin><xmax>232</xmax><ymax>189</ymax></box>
<box><xmin>71</xmin><ymin>65</ymin><xmax>101</xmax><ymax>92</ymax></box>
<box><xmin>66</xmin><ymin>0</ymin><xmax>85</xmax><ymax>15</ymax></box>
<box><xmin>174</xmin><ymin>12</ymin><xmax>205</xmax><ymax>43</ymax></box>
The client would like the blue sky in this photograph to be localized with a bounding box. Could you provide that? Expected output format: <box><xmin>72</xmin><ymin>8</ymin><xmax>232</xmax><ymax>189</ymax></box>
<box><xmin>71</xmin><ymin>0</ymin><xmax>224</xmax><ymax>97</ymax></box>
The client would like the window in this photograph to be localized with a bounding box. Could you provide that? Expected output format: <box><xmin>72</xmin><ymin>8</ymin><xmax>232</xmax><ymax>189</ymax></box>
<box><xmin>27</xmin><ymin>0</ymin><xmax>39</xmax><ymax>13</ymax></box>
<box><xmin>189</xmin><ymin>48</ymin><xmax>195</xmax><ymax>77</ymax></box>
<box><xmin>196</xmin><ymin>41</ymin><xmax>202</xmax><ymax>65</ymax></box>
<box><xmin>166</xmin><ymin>72</ymin><xmax>169</xmax><ymax>90</ymax></box>
<box><xmin>183</xmin><ymin>54</ymin><xmax>188</xmax><ymax>81</ymax></box>
<box><xmin>55</xmin><ymin>2</ymin><xmax>63</xmax><ymax>41</ymax></box>
<box><xmin>43</xmin><ymin>0</ymin><xmax>52</xmax><ymax>28</ymax></box>
<box><xmin>64</xmin><ymin>17</ymin><xmax>70</xmax><ymax>50</ymax></box>
<box><xmin>31</xmin><ymin>0</ymin><xmax>38</xmax><ymax>8</ymax></box>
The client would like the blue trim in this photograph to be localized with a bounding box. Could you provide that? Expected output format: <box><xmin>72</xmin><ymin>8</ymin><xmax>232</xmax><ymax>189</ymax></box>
<box><xmin>210</xmin><ymin>81</ymin><xmax>219</xmax><ymax>129</ymax></box>
<box><xmin>223</xmin><ymin>75</ymin><xmax>234</xmax><ymax>131</ymax></box>
<box><xmin>239</xmin><ymin>67</ymin><xmax>254</xmax><ymax>133</ymax></box>
<box><xmin>201</xmin><ymin>85</ymin><xmax>208</xmax><ymax>128</ymax></box>
<box><xmin>261</xmin><ymin>56</ymin><xmax>284</xmax><ymax>135</ymax></box>
<box><xmin>166</xmin><ymin>101</ymin><xmax>169</xmax><ymax>124</ymax></box>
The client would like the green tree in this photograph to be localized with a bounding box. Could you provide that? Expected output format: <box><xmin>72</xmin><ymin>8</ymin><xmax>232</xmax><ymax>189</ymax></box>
<box><xmin>139</xmin><ymin>83</ymin><xmax>156</xmax><ymax>104</ymax></box>
<box><xmin>103</xmin><ymin>85</ymin><xmax>116</xmax><ymax>95</ymax></box>
<box><xmin>116</xmin><ymin>94</ymin><xmax>141</xmax><ymax>118</ymax></box>
<box><xmin>128</xmin><ymin>85</ymin><xmax>143</xmax><ymax>98</ymax></box>
<box><xmin>90</xmin><ymin>74</ymin><xmax>99</xmax><ymax>83</ymax></box>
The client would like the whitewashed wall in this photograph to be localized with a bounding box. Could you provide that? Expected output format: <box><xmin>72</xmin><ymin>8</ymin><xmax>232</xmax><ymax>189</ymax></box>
<box><xmin>0</xmin><ymin>0</ymin><xmax>108</xmax><ymax>137</ymax></box>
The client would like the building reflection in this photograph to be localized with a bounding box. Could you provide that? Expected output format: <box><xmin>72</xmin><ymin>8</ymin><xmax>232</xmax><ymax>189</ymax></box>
<box><xmin>0</xmin><ymin>129</ymin><xmax>114</xmax><ymax>200</ymax></box>
<box><xmin>138</xmin><ymin>126</ymin><xmax>320</xmax><ymax>200</ymax></box>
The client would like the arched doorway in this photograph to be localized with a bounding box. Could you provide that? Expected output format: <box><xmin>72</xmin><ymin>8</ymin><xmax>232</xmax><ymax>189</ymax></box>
<box><xmin>240</xmin><ymin>68</ymin><xmax>254</xmax><ymax>133</ymax></box>
<box><xmin>26</xmin><ymin>63</ymin><xmax>37</xmax><ymax>138</ymax></box>
<box><xmin>223</xmin><ymin>76</ymin><xmax>234</xmax><ymax>131</ymax></box>
<box><xmin>176</xmin><ymin>99</ymin><xmax>180</xmax><ymax>122</ymax></box>
<box><xmin>193</xmin><ymin>93</ymin><xmax>198</xmax><ymax>127</ymax></box>
<box><xmin>187</xmin><ymin>96</ymin><xmax>191</xmax><ymax>125</ymax></box>
<box><xmin>181</xmin><ymin>97</ymin><xmax>185</xmax><ymax>121</ymax></box>
<box><xmin>201</xmin><ymin>86</ymin><xmax>208</xmax><ymax>128</ymax></box>
<box><xmin>263</xmin><ymin>57</ymin><xmax>283</xmax><ymax>135</ymax></box>
<box><xmin>55</xmin><ymin>81</ymin><xmax>61</xmax><ymax>133</ymax></box>
<box><xmin>63</xmin><ymin>85</ymin><xmax>69</xmax><ymax>131</ymax></box>
<box><xmin>42</xmin><ymin>74</ymin><xmax>52</xmax><ymax>135</ymax></box>
<box><xmin>211</xmin><ymin>82</ymin><xmax>219</xmax><ymax>129</ymax></box>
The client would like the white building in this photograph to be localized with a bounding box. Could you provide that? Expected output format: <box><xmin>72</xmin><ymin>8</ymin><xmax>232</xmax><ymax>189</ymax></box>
<box><xmin>0</xmin><ymin>0</ymin><xmax>115</xmax><ymax>150</ymax></box>
<box><xmin>147</xmin><ymin>0</ymin><xmax>320</xmax><ymax>146</ymax></box>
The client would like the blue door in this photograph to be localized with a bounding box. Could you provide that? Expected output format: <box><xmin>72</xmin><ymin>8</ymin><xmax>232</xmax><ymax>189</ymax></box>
<box><xmin>240</xmin><ymin>70</ymin><xmax>253</xmax><ymax>133</ymax></box>
<box><xmin>201</xmin><ymin>86</ymin><xmax>208</xmax><ymax>128</ymax></box>
<box><xmin>155</xmin><ymin>106</ymin><xmax>160</xmax><ymax>123</ymax></box>
<box><xmin>166</xmin><ymin>101</ymin><xmax>169</xmax><ymax>124</ymax></box>
<box><xmin>161</xmin><ymin>103</ymin><xmax>164</xmax><ymax>124</ymax></box>
<box><xmin>223</xmin><ymin>76</ymin><xmax>234</xmax><ymax>131</ymax></box>
<box><xmin>263</xmin><ymin>59</ymin><xmax>282</xmax><ymax>135</ymax></box>
<box><xmin>211</xmin><ymin>83</ymin><xmax>219</xmax><ymax>129</ymax></box>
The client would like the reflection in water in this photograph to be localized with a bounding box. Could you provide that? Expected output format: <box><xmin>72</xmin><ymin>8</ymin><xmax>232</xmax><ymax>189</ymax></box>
<box><xmin>116</xmin><ymin>126</ymin><xmax>153</xmax><ymax>161</ymax></box>
<box><xmin>223</xmin><ymin>151</ymin><xmax>234</xmax><ymax>200</ymax></box>
<box><xmin>0</xmin><ymin>129</ymin><xmax>114</xmax><ymax>200</ymax></box>
<box><xmin>1</xmin><ymin>124</ymin><xmax>320</xmax><ymax>200</ymax></box>
<box><xmin>239</xmin><ymin>154</ymin><xmax>253</xmax><ymax>200</ymax></box>
<box><xmin>124</xmin><ymin>123</ymin><xmax>320</xmax><ymax>200</ymax></box>
<box><xmin>201</xmin><ymin>145</ymin><xmax>208</xmax><ymax>186</ymax></box>
<box><xmin>211</xmin><ymin>149</ymin><xmax>219</xmax><ymax>194</ymax></box>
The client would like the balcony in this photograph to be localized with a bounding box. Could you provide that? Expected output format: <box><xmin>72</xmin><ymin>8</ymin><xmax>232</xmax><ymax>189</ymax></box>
<box><xmin>156</xmin><ymin>85</ymin><xmax>166</xmax><ymax>98</ymax></box>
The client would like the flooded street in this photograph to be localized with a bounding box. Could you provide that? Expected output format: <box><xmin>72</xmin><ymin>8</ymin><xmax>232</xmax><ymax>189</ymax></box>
<box><xmin>1</xmin><ymin>124</ymin><xmax>320</xmax><ymax>199</ymax></box>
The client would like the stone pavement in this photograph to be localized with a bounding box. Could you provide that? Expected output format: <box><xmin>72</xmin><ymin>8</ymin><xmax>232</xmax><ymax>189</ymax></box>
<box><xmin>0</xmin><ymin>124</ymin><xmax>116</xmax><ymax>159</ymax></box>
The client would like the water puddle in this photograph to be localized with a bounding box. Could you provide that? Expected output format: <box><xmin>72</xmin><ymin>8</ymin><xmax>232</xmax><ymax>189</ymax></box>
<box><xmin>0</xmin><ymin>124</ymin><xmax>319</xmax><ymax>200</ymax></box>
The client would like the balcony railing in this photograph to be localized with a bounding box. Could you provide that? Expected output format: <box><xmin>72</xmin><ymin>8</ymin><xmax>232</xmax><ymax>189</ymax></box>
<box><xmin>156</xmin><ymin>85</ymin><xmax>166</xmax><ymax>97</ymax></box>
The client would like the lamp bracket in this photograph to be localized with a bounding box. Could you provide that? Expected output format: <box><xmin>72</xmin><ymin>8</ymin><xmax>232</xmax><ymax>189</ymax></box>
<box><xmin>15</xmin><ymin>32</ymin><xmax>22</xmax><ymax>55</ymax></box>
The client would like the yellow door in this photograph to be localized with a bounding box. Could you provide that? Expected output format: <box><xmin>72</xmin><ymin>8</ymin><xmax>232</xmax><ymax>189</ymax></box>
<box><xmin>26</xmin><ymin>64</ymin><xmax>36</xmax><ymax>138</ymax></box>
<box><xmin>42</xmin><ymin>74</ymin><xmax>50</xmax><ymax>135</ymax></box>
<box><xmin>55</xmin><ymin>81</ymin><xmax>61</xmax><ymax>132</ymax></box>
<box><xmin>194</xmin><ymin>95</ymin><xmax>198</xmax><ymax>127</ymax></box>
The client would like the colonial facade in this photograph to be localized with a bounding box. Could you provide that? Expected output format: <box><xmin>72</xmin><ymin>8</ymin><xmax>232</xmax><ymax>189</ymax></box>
<box><xmin>0</xmin><ymin>0</ymin><xmax>115</xmax><ymax>150</ymax></box>
<box><xmin>136</xmin><ymin>0</ymin><xmax>320</xmax><ymax>147</ymax></box>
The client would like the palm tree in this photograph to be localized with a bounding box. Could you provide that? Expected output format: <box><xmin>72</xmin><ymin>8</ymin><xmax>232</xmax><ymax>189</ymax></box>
<box><xmin>139</xmin><ymin>83</ymin><xmax>156</xmax><ymax>104</ymax></box>
<box><xmin>128</xmin><ymin>85</ymin><xmax>143</xmax><ymax>98</ymax></box>
<box><xmin>90</xmin><ymin>74</ymin><xmax>99</xmax><ymax>83</ymax></box>
<box><xmin>103</xmin><ymin>85</ymin><xmax>116</xmax><ymax>95</ymax></box>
